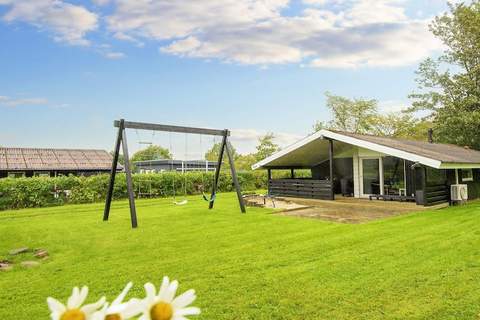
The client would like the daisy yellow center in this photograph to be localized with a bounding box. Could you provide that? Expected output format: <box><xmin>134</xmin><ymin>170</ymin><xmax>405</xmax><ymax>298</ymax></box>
<box><xmin>60</xmin><ymin>309</ymin><xmax>86</xmax><ymax>320</ymax></box>
<box><xmin>105</xmin><ymin>314</ymin><xmax>122</xmax><ymax>320</ymax></box>
<box><xmin>150</xmin><ymin>302</ymin><xmax>173</xmax><ymax>320</ymax></box>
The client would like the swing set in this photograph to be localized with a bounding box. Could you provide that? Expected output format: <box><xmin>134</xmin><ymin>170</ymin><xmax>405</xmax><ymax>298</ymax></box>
<box><xmin>103</xmin><ymin>119</ymin><xmax>246</xmax><ymax>228</ymax></box>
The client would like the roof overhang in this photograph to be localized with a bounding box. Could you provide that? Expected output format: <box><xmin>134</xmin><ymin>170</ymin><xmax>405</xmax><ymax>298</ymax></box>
<box><xmin>252</xmin><ymin>129</ymin><xmax>480</xmax><ymax>170</ymax></box>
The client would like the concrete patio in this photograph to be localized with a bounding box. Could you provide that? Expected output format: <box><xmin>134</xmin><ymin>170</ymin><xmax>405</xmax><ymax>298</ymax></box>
<box><xmin>263</xmin><ymin>196</ymin><xmax>448</xmax><ymax>224</ymax></box>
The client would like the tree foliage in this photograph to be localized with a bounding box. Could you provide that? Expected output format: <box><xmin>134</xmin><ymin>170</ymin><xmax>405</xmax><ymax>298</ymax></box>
<box><xmin>409</xmin><ymin>1</ymin><xmax>480</xmax><ymax>148</ymax></box>
<box><xmin>315</xmin><ymin>92</ymin><xmax>378</xmax><ymax>134</ymax></box>
<box><xmin>314</xmin><ymin>93</ymin><xmax>431</xmax><ymax>140</ymax></box>
<box><xmin>204</xmin><ymin>142</ymin><xmax>239</xmax><ymax>162</ymax></box>
<box><xmin>254</xmin><ymin>133</ymin><xmax>280</xmax><ymax>162</ymax></box>
<box><xmin>130</xmin><ymin>145</ymin><xmax>172</xmax><ymax>163</ymax></box>
<box><xmin>109</xmin><ymin>151</ymin><xmax>125</xmax><ymax>165</ymax></box>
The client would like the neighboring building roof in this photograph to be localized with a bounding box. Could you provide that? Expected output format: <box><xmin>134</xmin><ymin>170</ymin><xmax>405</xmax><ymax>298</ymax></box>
<box><xmin>0</xmin><ymin>147</ymin><xmax>120</xmax><ymax>171</ymax></box>
<box><xmin>252</xmin><ymin>129</ymin><xmax>480</xmax><ymax>170</ymax></box>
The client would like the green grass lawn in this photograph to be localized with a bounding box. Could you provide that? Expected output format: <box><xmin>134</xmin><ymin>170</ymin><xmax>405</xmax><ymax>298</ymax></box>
<box><xmin>1</xmin><ymin>193</ymin><xmax>480</xmax><ymax>319</ymax></box>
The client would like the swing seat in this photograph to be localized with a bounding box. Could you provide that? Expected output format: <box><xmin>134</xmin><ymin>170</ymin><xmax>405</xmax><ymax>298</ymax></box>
<box><xmin>202</xmin><ymin>193</ymin><xmax>216</xmax><ymax>203</ymax></box>
<box><xmin>173</xmin><ymin>199</ymin><xmax>188</xmax><ymax>206</ymax></box>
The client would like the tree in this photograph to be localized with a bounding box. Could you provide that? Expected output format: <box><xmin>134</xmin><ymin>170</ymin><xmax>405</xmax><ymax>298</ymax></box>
<box><xmin>369</xmin><ymin>113</ymin><xmax>433</xmax><ymax>141</ymax></box>
<box><xmin>314</xmin><ymin>92</ymin><xmax>378</xmax><ymax>133</ymax></box>
<box><xmin>109</xmin><ymin>151</ymin><xmax>125</xmax><ymax>165</ymax></box>
<box><xmin>409</xmin><ymin>2</ymin><xmax>480</xmax><ymax>148</ymax></box>
<box><xmin>254</xmin><ymin>133</ymin><xmax>280</xmax><ymax>162</ymax></box>
<box><xmin>130</xmin><ymin>145</ymin><xmax>172</xmax><ymax>163</ymax></box>
<box><xmin>314</xmin><ymin>92</ymin><xmax>431</xmax><ymax>140</ymax></box>
<box><xmin>235</xmin><ymin>154</ymin><xmax>257</xmax><ymax>171</ymax></box>
<box><xmin>204</xmin><ymin>142</ymin><xmax>238</xmax><ymax>170</ymax></box>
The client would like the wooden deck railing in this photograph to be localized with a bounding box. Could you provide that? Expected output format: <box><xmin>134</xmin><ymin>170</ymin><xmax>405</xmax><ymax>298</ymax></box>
<box><xmin>268</xmin><ymin>179</ymin><xmax>332</xmax><ymax>200</ymax></box>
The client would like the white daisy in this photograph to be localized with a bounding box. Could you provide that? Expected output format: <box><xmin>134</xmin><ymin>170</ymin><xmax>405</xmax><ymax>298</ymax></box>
<box><xmin>92</xmin><ymin>282</ymin><xmax>143</xmax><ymax>320</ymax></box>
<box><xmin>47</xmin><ymin>286</ymin><xmax>106</xmax><ymax>320</ymax></box>
<box><xmin>139</xmin><ymin>277</ymin><xmax>200</xmax><ymax>320</ymax></box>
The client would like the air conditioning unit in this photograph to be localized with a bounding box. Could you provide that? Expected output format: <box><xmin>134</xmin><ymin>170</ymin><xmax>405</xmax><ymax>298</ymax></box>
<box><xmin>451</xmin><ymin>184</ymin><xmax>468</xmax><ymax>203</ymax></box>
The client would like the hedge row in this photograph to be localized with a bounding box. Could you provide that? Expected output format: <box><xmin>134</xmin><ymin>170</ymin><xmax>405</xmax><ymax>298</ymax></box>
<box><xmin>0</xmin><ymin>169</ymin><xmax>313</xmax><ymax>211</ymax></box>
<box><xmin>0</xmin><ymin>170</ymin><xmax>310</xmax><ymax>210</ymax></box>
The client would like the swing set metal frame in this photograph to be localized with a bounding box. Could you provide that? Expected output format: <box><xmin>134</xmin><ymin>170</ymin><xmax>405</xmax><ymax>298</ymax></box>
<box><xmin>103</xmin><ymin>119</ymin><xmax>246</xmax><ymax>228</ymax></box>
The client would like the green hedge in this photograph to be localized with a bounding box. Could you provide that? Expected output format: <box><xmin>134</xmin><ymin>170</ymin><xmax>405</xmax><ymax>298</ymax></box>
<box><xmin>0</xmin><ymin>171</ymin><xmax>257</xmax><ymax>210</ymax></box>
<box><xmin>0</xmin><ymin>169</ymin><xmax>312</xmax><ymax>210</ymax></box>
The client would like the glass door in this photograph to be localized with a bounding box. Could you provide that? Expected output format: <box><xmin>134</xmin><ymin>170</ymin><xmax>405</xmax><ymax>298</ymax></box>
<box><xmin>360</xmin><ymin>158</ymin><xmax>380</xmax><ymax>196</ymax></box>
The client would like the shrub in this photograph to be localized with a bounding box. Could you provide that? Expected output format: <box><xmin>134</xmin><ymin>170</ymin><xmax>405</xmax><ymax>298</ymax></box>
<box><xmin>0</xmin><ymin>170</ymin><xmax>274</xmax><ymax>210</ymax></box>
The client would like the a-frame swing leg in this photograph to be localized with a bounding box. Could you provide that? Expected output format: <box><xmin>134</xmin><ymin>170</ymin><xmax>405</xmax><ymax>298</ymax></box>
<box><xmin>209</xmin><ymin>133</ymin><xmax>227</xmax><ymax>209</ymax></box>
<box><xmin>122</xmin><ymin>128</ymin><xmax>138</xmax><ymax>228</ymax></box>
<box><xmin>225</xmin><ymin>138</ymin><xmax>246</xmax><ymax>213</ymax></box>
<box><xmin>103</xmin><ymin>119</ymin><xmax>138</xmax><ymax>228</ymax></box>
<box><xmin>103</xmin><ymin>120</ymin><xmax>123</xmax><ymax>221</ymax></box>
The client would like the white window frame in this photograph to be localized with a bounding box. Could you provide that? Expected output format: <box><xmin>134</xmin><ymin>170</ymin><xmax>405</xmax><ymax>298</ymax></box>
<box><xmin>8</xmin><ymin>172</ymin><xmax>25</xmax><ymax>178</ymax></box>
<box><xmin>34</xmin><ymin>171</ymin><xmax>50</xmax><ymax>177</ymax></box>
<box><xmin>359</xmin><ymin>157</ymin><xmax>383</xmax><ymax>197</ymax></box>
<box><xmin>461</xmin><ymin>169</ymin><xmax>474</xmax><ymax>182</ymax></box>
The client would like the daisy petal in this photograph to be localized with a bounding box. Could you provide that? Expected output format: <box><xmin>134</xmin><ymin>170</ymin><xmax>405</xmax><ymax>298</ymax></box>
<box><xmin>67</xmin><ymin>287</ymin><xmax>80</xmax><ymax>309</ymax></box>
<box><xmin>77</xmin><ymin>286</ymin><xmax>89</xmax><ymax>307</ymax></box>
<box><xmin>158</xmin><ymin>276</ymin><xmax>170</xmax><ymax>298</ymax></box>
<box><xmin>112</xmin><ymin>282</ymin><xmax>133</xmax><ymax>306</ymax></box>
<box><xmin>138</xmin><ymin>314</ymin><xmax>149</xmax><ymax>320</ymax></box>
<box><xmin>47</xmin><ymin>297</ymin><xmax>66</xmax><ymax>314</ymax></box>
<box><xmin>172</xmin><ymin>290</ymin><xmax>196</xmax><ymax>309</ymax></box>
<box><xmin>163</xmin><ymin>280</ymin><xmax>178</xmax><ymax>302</ymax></box>
<box><xmin>81</xmin><ymin>296</ymin><xmax>106</xmax><ymax>314</ymax></box>
<box><xmin>144</xmin><ymin>282</ymin><xmax>156</xmax><ymax>304</ymax></box>
<box><xmin>122</xmin><ymin>298</ymin><xmax>144</xmax><ymax>318</ymax></box>
<box><xmin>175</xmin><ymin>307</ymin><xmax>201</xmax><ymax>316</ymax></box>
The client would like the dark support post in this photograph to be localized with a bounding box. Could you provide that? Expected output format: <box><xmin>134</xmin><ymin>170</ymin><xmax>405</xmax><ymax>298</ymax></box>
<box><xmin>225</xmin><ymin>138</ymin><xmax>246</xmax><ymax>213</ymax></box>
<box><xmin>209</xmin><ymin>133</ymin><xmax>227</xmax><ymax>209</ymax></box>
<box><xmin>267</xmin><ymin>169</ymin><xmax>272</xmax><ymax>195</ymax></box>
<box><xmin>290</xmin><ymin>168</ymin><xmax>295</xmax><ymax>179</ymax></box>
<box><xmin>103</xmin><ymin>119</ymin><xmax>124</xmax><ymax>221</ymax></box>
<box><xmin>328</xmin><ymin>139</ymin><xmax>335</xmax><ymax>200</ymax></box>
<box><xmin>121</xmin><ymin>127</ymin><xmax>138</xmax><ymax>228</ymax></box>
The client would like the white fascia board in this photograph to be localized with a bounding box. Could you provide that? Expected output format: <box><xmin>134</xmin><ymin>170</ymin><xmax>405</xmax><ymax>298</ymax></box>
<box><xmin>251</xmin><ymin>130</ymin><xmax>325</xmax><ymax>170</ymax></box>
<box><xmin>321</xmin><ymin>130</ymin><xmax>443</xmax><ymax>168</ymax></box>
<box><xmin>252</xmin><ymin>129</ymin><xmax>447</xmax><ymax>170</ymax></box>
<box><xmin>439</xmin><ymin>163</ymin><xmax>480</xmax><ymax>169</ymax></box>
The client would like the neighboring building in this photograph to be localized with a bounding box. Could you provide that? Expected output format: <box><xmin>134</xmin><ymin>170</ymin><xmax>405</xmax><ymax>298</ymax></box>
<box><xmin>0</xmin><ymin>147</ymin><xmax>121</xmax><ymax>178</ymax></box>
<box><xmin>252</xmin><ymin>130</ymin><xmax>480</xmax><ymax>206</ymax></box>
<box><xmin>134</xmin><ymin>159</ymin><xmax>217</xmax><ymax>173</ymax></box>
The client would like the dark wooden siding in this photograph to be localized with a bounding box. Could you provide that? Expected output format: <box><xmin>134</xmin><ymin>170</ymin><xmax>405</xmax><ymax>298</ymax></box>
<box><xmin>269</xmin><ymin>179</ymin><xmax>332</xmax><ymax>200</ymax></box>
<box><xmin>424</xmin><ymin>184</ymin><xmax>450</xmax><ymax>206</ymax></box>
<box><xmin>415</xmin><ymin>167</ymin><xmax>450</xmax><ymax>206</ymax></box>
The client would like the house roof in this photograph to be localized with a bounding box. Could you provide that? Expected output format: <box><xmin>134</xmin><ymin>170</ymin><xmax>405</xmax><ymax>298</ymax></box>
<box><xmin>0</xmin><ymin>147</ymin><xmax>120</xmax><ymax>171</ymax></box>
<box><xmin>252</xmin><ymin>129</ymin><xmax>480</xmax><ymax>170</ymax></box>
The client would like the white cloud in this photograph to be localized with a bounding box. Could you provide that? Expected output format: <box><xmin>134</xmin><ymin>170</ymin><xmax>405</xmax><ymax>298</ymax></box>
<box><xmin>104</xmin><ymin>0</ymin><xmax>442</xmax><ymax>68</ymax></box>
<box><xmin>104</xmin><ymin>51</ymin><xmax>126</xmax><ymax>59</ymax></box>
<box><xmin>0</xmin><ymin>95</ymin><xmax>49</xmax><ymax>108</ymax></box>
<box><xmin>0</xmin><ymin>0</ymin><xmax>444</xmax><ymax>68</ymax></box>
<box><xmin>344</xmin><ymin>0</ymin><xmax>407</xmax><ymax>26</ymax></box>
<box><xmin>230</xmin><ymin>129</ymin><xmax>303</xmax><ymax>154</ymax></box>
<box><xmin>92</xmin><ymin>0</ymin><xmax>111</xmax><ymax>5</ymax></box>
<box><xmin>1</xmin><ymin>0</ymin><xmax>98</xmax><ymax>45</ymax></box>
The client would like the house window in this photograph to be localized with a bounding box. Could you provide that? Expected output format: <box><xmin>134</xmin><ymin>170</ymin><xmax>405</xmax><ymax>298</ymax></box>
<box><xmin>426</xmin><ymin>168</ymin><xmax>447</xmax><ymax>185</ymax></box>
<box><xmin>34</xmin><ymin>172</ymin><xmax>50</xmax><ymax>177</ymax></box>
<box><xmin>461</xmin><ymin>169</ymin><xmax>474</xmax><ymax>182</ymax></box>
<box><xmin>8</xmin><ymin>172</ymin><xmax>25</xmax><ymax>178</ymax></box>
<box><xmin>382</xmin><ymin>157</ymin><xmax>405</xmax><ymax>196</ymax></box>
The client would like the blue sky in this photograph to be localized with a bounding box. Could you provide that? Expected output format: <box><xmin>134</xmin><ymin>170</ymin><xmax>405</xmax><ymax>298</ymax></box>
<box><xmin>0</xmin><ymin>0</ymin><xmax>451</xmax><ymax>157</ymax></box>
